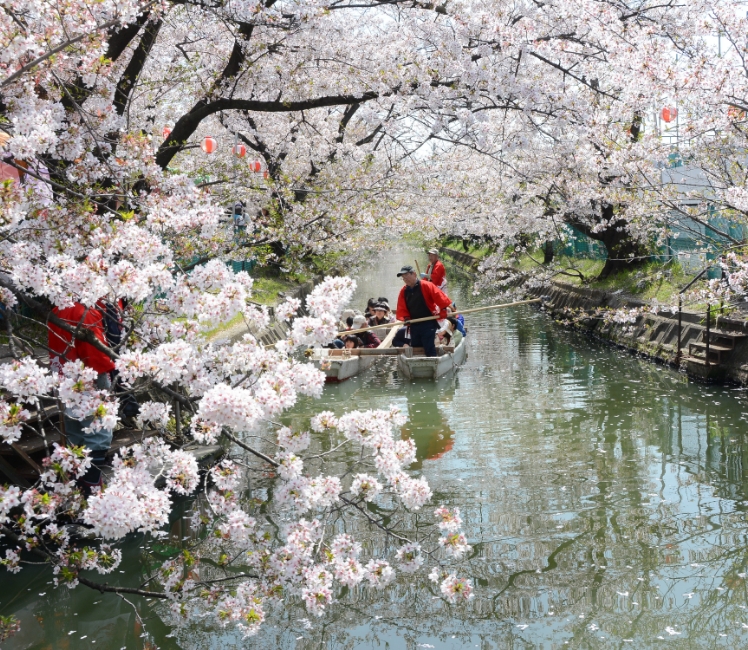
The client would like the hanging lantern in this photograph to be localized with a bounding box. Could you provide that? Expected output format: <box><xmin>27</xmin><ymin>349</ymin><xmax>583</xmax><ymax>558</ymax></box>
<box><xmin>249</xmin><ymin>160</ymin><xmax>262</xmax><ymax>172</ymax></box>
<box><xmin>162</xmin><ymin>126</ymin><xmax>172</xmax><ymax>139</ymax></box>
<box><xmin>661</xmin><ymin>106</ymin><xmax>678</xmax><ymax>123</ymax></box>
<box><xmin>233</xmin><ymin>143</ymin><xmax>247</xmax><ymax>158</ymax></box>
<box><xmin>263</xmin><ymin>170</ymin><xmax>270</xmax><ymax>180</ymax></box>
<box><xmin>201</xmin><ymin>136</ymin><xmax>217</xmax><ymax>154</ymax></box>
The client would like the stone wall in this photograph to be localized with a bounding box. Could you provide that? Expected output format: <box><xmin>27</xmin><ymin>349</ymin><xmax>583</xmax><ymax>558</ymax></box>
<box><xmin>440</xmin><ymin>246</ymin><xmax>748</xmax><ymax>385</ymax></box>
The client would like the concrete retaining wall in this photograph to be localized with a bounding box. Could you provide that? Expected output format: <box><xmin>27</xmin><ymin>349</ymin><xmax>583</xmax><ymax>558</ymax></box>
<box><xmin>440</xmin><ymin>246</ymin><xmax>748</xmax><ymax>385</ymax></box>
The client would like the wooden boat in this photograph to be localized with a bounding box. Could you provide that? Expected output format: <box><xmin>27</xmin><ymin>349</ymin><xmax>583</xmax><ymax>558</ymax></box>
<box><xmin>312</xmin><ymin>327</ymin><xmax>398</xmax><ymax>382</ymax></box>
<box><xmin>397</xmin><ymin>338</ymin><xmax>467</xmax><ymax>380</ymax></box>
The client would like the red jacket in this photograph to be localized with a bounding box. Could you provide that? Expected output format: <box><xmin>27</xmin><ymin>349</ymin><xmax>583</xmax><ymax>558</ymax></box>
<box><xmin>426</xmin><ymin>260</ymin><xmax>446</xmax><ymax>289</ymax></box>
<box><xmin>48</xmin><ymin>303</ymin><xmax>116</xmax><ymax>374</ymax></box>
<box><xmin>396</xmin><ymin>280</ymin><xmax>452</xmax><ymax>321</ymax></box>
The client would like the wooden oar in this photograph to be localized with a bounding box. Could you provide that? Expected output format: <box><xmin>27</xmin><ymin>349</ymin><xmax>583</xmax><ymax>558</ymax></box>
<box><xmin>337</xmin><ymin>298</ymin><xmax>542</xmax><ymax>337</ymax></box>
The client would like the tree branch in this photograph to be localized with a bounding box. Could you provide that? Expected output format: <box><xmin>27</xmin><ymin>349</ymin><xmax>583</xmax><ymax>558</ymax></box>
<box><xmin>78</xmin><ymin>576</ymin><xmax>169</xmax><ymax>599</ymax></box>
<box><xmin>156</xmin><ymin>92</ymin><xmax>380</xmax><ymax>168</ymax></box>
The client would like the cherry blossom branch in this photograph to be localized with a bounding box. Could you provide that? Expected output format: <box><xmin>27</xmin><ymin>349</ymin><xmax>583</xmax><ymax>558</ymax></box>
<box><xmin>222</xmin><ymin>430</ymin><xmax>278</xmax><ymax>467</ymax></box>
<box><xmin>1</xmin><ymin>20</ymin><xmax>121</xmax><ymax>88</ymax></box>
<box><xmin>77</xmin><ymin>576</ymin><xmax>170</xmax><ymax>599</ymax></box>
<box><xmin>339</xmin><ymin>496</ymin><xmax>412</xmax><ymax>543</ymax></box>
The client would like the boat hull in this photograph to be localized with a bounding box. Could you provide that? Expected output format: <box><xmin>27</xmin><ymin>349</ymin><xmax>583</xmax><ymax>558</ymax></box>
<box><xmin>397</xmin><ymin>339</ymin><xmax>467</xmax><ymax>380</ymax></box>
<box><xmin>313</xmin><ymin>351</ymin><xmax>378</xmax><ymax>382</ymax></box>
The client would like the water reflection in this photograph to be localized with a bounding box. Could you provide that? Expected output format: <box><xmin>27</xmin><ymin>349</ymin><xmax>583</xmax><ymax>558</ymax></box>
<box><xmin>400</xmin><ymin>376</ymin><xmax>457</xmax><ymax>468</ymax></box>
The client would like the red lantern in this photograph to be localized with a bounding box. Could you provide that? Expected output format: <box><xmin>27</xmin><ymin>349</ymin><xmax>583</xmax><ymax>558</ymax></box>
<box><xmin>162</xmin><ymin>126</ymin><xmax>172</xmax><ymax>139</ymax></box>
<box><xmin>249</xmin><ymin>160</ymin><xmax>262</xmax><ymax>172</ymax></box>
<box><xmin>661</xmin><ymin>106</ymin><xmax>678</xmax><ymax>123</ymax></box>
<box><xmin>263</xmin><ymin>170</ymin><xmax>270</xmax><ymax>180</ymax></box>
<box><xmin>233</xmin><ymin>143</ymin><xmax>247</xmax><ymax>158</ymax></box>
<box><xmin>201</xmin><ymin>136</ymin><xmax>217</xmax><ymax>154</ymax></box>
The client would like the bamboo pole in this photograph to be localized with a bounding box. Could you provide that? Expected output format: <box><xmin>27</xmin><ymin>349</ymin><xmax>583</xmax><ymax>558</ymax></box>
<box><xmin>337</xmin><ymin>298</ymin><xmax>541</xmax><ymax>337</ymax></box>
<box><xmin>414</xmin><ymin>259</ymin><xmax>422</xmax><ymax>277</ymax></box>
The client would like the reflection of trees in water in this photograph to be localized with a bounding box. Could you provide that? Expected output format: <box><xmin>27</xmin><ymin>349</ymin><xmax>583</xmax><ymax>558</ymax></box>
<box><xmin>414</xmin><ymin>311</ymin><xmax>748</xmax><ymax>647</ymax></box>
<box><xmin>165</xmin><ymin>350</ymin><xmax>748</xmax><ymax>648</ymax></box>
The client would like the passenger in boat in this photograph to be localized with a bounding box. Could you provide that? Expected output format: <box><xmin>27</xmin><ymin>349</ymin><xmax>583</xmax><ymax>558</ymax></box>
<box><xmin>352</xmin><ymin>315</ymin><xmax>381</xmax><ymax>348</ymax></box>
<box><xmin>339</xmin><ymin>308</ymin><xmax>356</xmax><ymax>331</ymax></box>
<box><xmin>369</xmin><ymin>303</ymin><xmax>394</xmax><ymax>327</ymax></box>
<box><xmin>423</xmin><ymin>249</ymin><xmax>447</xmax><ymax>292</ymax></box>
<box><xmin>364</xmin><ymin>298</ymin><xmax>378</xmax><ymax>319</ymax></box>
<box><xmin>396</xmin><ymin>265</ymin><xmax>453</xmax><ymax>357</ymax></box>
<box><xmin>435</xmin><ymin>328</ymin><xmax>452</xmax><ymax>348</ymax></box>
<box><xmin>392</xmin><ymin>326</ymin><xmax>411</xmax><ymax>348</ymax></box>
<box><xmin>437</xmin><ymin>317</ymin><xmax>463</xmax><ymax>348</ymax></box>
<box><xmin>450</xmin><ymin>303</ymin><xmax>467</xmax><ymax>336</ymax></box>
<box><xmin>342</xmin><ymin>335</ymin><xmax>363</xmax><ymax>349</ymax></box>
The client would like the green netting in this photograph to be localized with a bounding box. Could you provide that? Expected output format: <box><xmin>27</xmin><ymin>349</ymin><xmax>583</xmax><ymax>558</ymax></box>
<box><xmin>554</xmin><ymin>206</ymin><xmax>745</xmax><ymax>273</ymax></box>
<box><xmin>553</xmin><ymin>225</ymin><xmax>608</xmax><ymax>260</ymax></box>
<box><xmin>229</xmin><ymin>260</ymin><xmax>257</xmax><ymax>273</ymax></box>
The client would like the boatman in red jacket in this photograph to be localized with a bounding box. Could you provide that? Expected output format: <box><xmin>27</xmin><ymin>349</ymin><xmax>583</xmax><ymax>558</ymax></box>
<box><xmin>396</xmin><ymin>265</ymin><xmax>453</xmax><ymax>357</ymax></box>
<box><xmin>423</xmin><ymin>249</ymin><xmax>447</xmax><ymax>292</ymax></box>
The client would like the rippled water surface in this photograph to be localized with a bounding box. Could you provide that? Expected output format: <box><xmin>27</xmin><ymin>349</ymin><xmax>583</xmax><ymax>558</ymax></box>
<box><xmin>5</xmin><ymin>249</ymin><xmax>748</xmax><ymax>649</ymax></box>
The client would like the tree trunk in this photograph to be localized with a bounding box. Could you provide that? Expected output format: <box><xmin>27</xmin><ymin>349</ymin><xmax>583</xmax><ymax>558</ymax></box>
<box><xmin>569</xmin><ymin>205</ymin><xmax>647</xmax><ymax>279</ymax></box>
<box><xmin>543</xmin><ymin>240</ymin><xmax>554</xmax><ymax>264</ymax></box>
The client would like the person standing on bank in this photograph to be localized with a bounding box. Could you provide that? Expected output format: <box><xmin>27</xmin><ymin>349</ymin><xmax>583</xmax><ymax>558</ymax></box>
<box><xmin>396</xmin><ymin>265</ymin><xmax>452</xmax><ymax>357</ymax></box>
<box><xmin>48</xmin><ymin>303</ymin><xmax>116</xmax><ymax>493</ymax></box>
<box><xmin>423</xmin><ymin>248</ymin><xmax>447</xmax><ymax>292</ymax></box>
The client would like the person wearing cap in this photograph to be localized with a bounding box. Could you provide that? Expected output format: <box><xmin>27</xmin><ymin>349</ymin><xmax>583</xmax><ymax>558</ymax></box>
<box><xmin>396</xmin><ymin>265</ymin><xmax>452</xmax><ymax>357</ymax></box>
<box><xmin>423</xmin><ymin>249</ymin><xmax>447</xmax><ymax>292</ymax></box>
<box><xmin>369</xmin><ymin>303</ymin><xmax>394</xmax><ymax>327</ymax></box>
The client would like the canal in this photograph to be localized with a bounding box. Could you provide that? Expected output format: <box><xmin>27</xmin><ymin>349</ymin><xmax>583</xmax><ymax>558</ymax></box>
<box><xmin>4</xmin><ymin>248</ymin><xmax>748</xmax><ymax>648</ymax></box>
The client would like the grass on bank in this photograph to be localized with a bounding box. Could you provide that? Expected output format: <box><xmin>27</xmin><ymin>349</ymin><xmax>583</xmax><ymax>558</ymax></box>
<box><xmin>439</xmin><ymin>237</ymin><xmax>719</xmax><ymax>310</ymax></box>
<box><xmin>204</xmin><ymin>266</ymin><xmax>308</xmax><ymax>340</ymax></box>
<box><xmin>553</xmin><ymin>258</ymin><xmax>694</xmax><ymax>303</ymax></box>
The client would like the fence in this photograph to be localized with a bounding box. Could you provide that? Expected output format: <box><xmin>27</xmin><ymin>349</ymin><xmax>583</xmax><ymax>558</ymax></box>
<box><xmin>555</xmin><ymin>207</ymin><xmax>745</xmax><ymax>278</ymax></box>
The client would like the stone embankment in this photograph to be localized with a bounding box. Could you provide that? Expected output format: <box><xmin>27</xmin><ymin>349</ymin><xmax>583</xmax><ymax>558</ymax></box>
<box><xmin>440</xmin><ymin>247</ymin><xmax>748</xmax><ymax>384</ymax></box>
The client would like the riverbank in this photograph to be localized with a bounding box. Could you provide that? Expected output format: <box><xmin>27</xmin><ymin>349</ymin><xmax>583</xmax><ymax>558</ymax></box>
<box><xmin>208</xmin><ymin>273</ymin><xmax>326</xmax><ymax>345</ymax></box>
<box><xmin>440</xmin><ymin>246</ymin><xmax>748</xmax><ymax>384</ymax></box>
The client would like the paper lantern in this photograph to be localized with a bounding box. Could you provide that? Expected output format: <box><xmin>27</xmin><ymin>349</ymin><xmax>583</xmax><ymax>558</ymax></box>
<box><xmin>162</xmin><ymin>126</ymin><xmax>172</xmax><ymax>139</ymax></box>
<box><xmin>661</xmin><ymin>106</ymin><xmax>678</xmax><ymax>123</ymax></box>
<box><xmin>263</xmin><ymin>170</ymin><xmax>270</xmax><ymax>180</ymax></box>
<box><xmin>249</xmin><ymin>160</ymin><xmax>262</xmax><ymax>172</ymax></box>
<box><xmin>201</xmin><ymin>136</ymin><xmax>217</xmax><ymax>154</ymax></box>
<box><xmin>233</xmin><ymin>143</ymin><xmax>247</xmax><ymax>158</ymax></box>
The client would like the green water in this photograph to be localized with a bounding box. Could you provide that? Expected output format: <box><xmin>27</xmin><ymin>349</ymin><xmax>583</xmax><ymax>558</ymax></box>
<box><xmin>5</xmin><ymin>249</ymin><xmax>748</xmax><ymax>649</ymax></box>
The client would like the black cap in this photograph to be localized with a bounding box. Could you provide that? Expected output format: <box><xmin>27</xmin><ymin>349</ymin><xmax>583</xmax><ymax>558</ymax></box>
<box><xmin>396</xmin><ymin>265</ymin><xmax>415</xmax><ymax>277</ymax></box>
